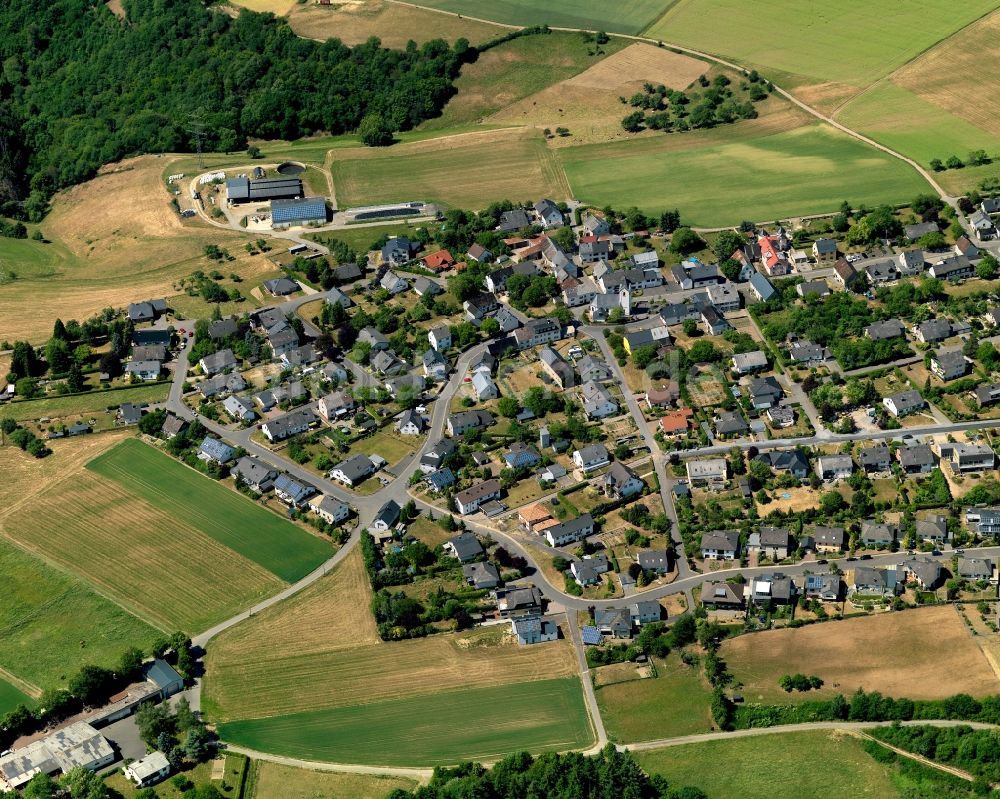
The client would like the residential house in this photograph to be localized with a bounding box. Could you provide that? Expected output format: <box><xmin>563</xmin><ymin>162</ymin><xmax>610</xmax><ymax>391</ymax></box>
<box><xmin>813</xmin><ymin>525</ymin><xmax>846</xmax><ymax>553</ymax></box>
<box><xmin>117</xmin><ymin>403</ymin><xmax>144</xmax><ymax>426</ymax></box>
<box><xmin>865</xmin><ymin>260</ymin><xmax>898</xmax><ymax>285</ymax></box>
<box><xmin>231</xmin><ymin>456</ymin><xmax>277</xmax><ymax>493</ymax></box>
<box><xmin>447</xmin><ymin>410</ymin><xmax>495</xmax><ymax>436</ymax></box>
<box><xmin>797</xmin><ymin>279</ymin><xmax>831</xmax><ymax>298</ymax></box>
<box><xmin>464</xmin><ymin>562</ymin><xmax>500</xmax><ymax>590</ymax></box>
<box><xmin>929</xmin><ymin>255</ymin><xmax>975</xmax><ymax>281</ymax></box>
<box><xmin>701</xmin><ymin>530</ymin><xmax>739</xmax><ymax>560</ymax></box>
<box><xmin>571</xmin><ymin>555</ymin><xmax>609</xmax><ymax>586</ymax></box>
<box><xmin>899</xmin><ymin>558</ymin><xmax>944</xmax><ymax>590</ymax></box>
<box><xmin>732</xmin><ymin>350</ymin><xmax>768</xmax><ymax>375</ymax></box>
<box><xmin>519</xmin><ymin>504</ymin><xmax>553</xmax><ymax>532</ymax></box>
<box><xmin>371</xmin><ymin>500</ymin><xmax>401</xmax><ymax>532</ymax></box>
<box><xmin>748</xmin><ymin>271</ymin><xmax>777</xmax><ymax>301</ymax></box>
<box><xmin>758</xmin><ymin>232</ymin><xmax>791</xmax><ymax>276</ymax></box>
<box><xmin>755</xmin><ymin>449</ymin><xmax>809</xmax><ymax>479</ymax></box>
<box><xmin>589</xmin><ymin>289</ymin><xmax>631</xmax><ymax>322</ymax></box>
<box><xmin>330</xmin><ymin>454</ymin><xmax>376</xmax><ymax>486</ymax></box>
<box><xmin>959</xmin><ymin>557</ymin><xmax>996</xmax><ymax>583</ymax></box>
<box><xmin>899</xmin><ymin>249</ymin><xmax>925</xmax><ymax>275</ymax></box>
<box><xmin>540</xmin><ymin>347</ymin><xmax>576</xmax><ymax>389</ymax></box>
<box><xmin>371</xmin><ymin>349</ymin><xmax>404</xmax><ymax>376</ymax></box>
<box><xmin>442</xmin><ymin>533</ymin><xmax>484</xmax><ymax>563</ymax></box>
<box><xmin>534</xmin><ymin>199</ymin><xmax>564</xmax><ymax>228</ymax></box>
<box><xmin>630</xmin><ymin>601</ymin><xmax>662</xmax><ymax>626</ymax></box>
<box><xmin>207</xmin><ymin>318</ymin><xmax>239</xmax><ymax>340</ymax></box>
<box><xmin>671</xmin><ymin>262</ymin><xmax>721</xmax><ymax>290</ymax></box>
<box><xmin>581</xmin><ymin>380</ymin><xmax>618</xmax><ymax>419</ymax></box>
<box><xmin>915</xmin><ymin>514</ymin><xmax>949</xmax><ymax>544</ymax></box>
<box><xmin>623</xmin><ymin>325</ymin><xmax>672</xmax><ymax>353</ymax></box>
<box><xmin>974</xmin><ymin>383</ymin><xmax>1000</xmax><ymax>406</ymax></box>
<box><xmin>970</xmin><ymin>210</ymin><xmax>997</xmax><ymax>239</ymax></box>
<box><xmin>396</xmin><ymin>409</ymin><xmax>426</xmax><ymax>436</ymax></box>
<box><xmin>543</xmin><ymin>514</ymin><xmax>595</xmax><ymax>547</ymax></box>
<box><xmin>131</xmin><ymin>345</ymin><xmax>168</xmax><ymax>363</ymax></box>
<box><xmin>332</xmin><ymin>263</ymin><xmax>363</xmax><ymax>283</ymax></box>
<box><xmin>749</xmin><ymin>573</ymin><xmax>796</xmax><ymax>607</ymax></box>
<box><xmin>714</xmin><ymin>410</ymin><xmax>748</xmax><ymax>437</ymax></box>
<box><xmin>865</xmin><ymin>320</ymin><xmax>905</xmax><ymax>341</ymax></box>
<box><xmin>701</xmin><ymin>581</ymin><xmax>745</xmax><ymax>610</ymax></box>
<box><xmin>707</xmin><ymin>282</ymin><xmax>741</xmax><ymax>311</ymax></box>
<box><xmin>636</xmin><ymin>550</ymin><xmax>671</xmax><ymax>575</ymax></box>
<box><xmin>222</xmin><ymin>395</ymin><xmax>256</xmax><ymax>422</ymax></box>
<box><xmin>273</xmin><ymin>474</ymin><xmax>316</xmax><ymax>508</ymax></box>
<box><xmin>324</xmin><ymin>286</ymin><xmax>353</xmax><ymax>308</ymax></box>
<box><xmin>124</xmin><ymin>752</ymin><xmax>170</xmax><ymax>788</ymax></box>
<box><xmin>308</xmin><ymin>495</ymin><xmax>350</xmax><ymax>525</ymax></box>
<box><xmin>583</xmin><ymin>213</ymin><xmax>610</xmax><ymax>237</ymax></box>
<box><xmin>419</xmin><ymin>439</ymin><xmax>455</xmax><ymax>474</ymax></box>
<box><xmin>161</xmin><ymin>413</ymin><xmax>187</xmax><ymax>439</ymax></box>
<box><xmin>317</xmin><ymin>390</ymin><xmax>355</xmax><ymax>422</ymax></box>
<box><xmin>573</xmin><ymin>443</ymin><xmax>610</xmax><ymax>473</ymax></box>
<box><xmin>931</xmin><ymin>349</ymin><xmax>970</xmax><ymax>381</ymax></box>
<box><xmin>955</xmin><ymin>236</ymin><xmax>980</xmax><ymax>260</ymax></box>
<box><xmin>263</xmin><ymin>277</ymin><xmax>299</xmax><ymax>296</ymax></box>
<box><xmin>748</xmin><ymin>376</ymin><xmax>783</xmax><ymax>409</ymax></box>
<box><xmin>700</xmin><ymin>305</ymin><xmax>730</xmax><ymax>335</ymax></box>
<box><xmin>455</xmin><ymin>479</ymin><xmax>502</xmax><ymax>515</ymax></box>
<box><xmin>594</xmin><ymin>608</ymin><xmax>632</xmax><ymax>639</ymax></box>
<box><xmin>897</xmin><ymin>444</ymin><xmax>937</xmax><ymax>474</ymax></box>
<box><xmin>580</xmin><ymin>239</ymin><xmax>610</xmax><ymax>264</ymax></box>
<box><xmin>805</xmin><ymin>575</ymin><xmax>841</xmax><ymax>602</ymax></box>
<box><xmin>904</xmin><ymin>221</ymin><xmax>939</xmax><ymax>241</ymax></box>
<box><xmin>381</xmin><ymin>237</ymin><xmax>413</xmax><ymax>266</ymax></box>
<box><xmin>422</xmin><ymin>348</ymin><xmax>448</xmax><ymax>382</ymax></box>
<box><xmin>603</xmin><ymin>462</ymin><xmax>644</xmax><ymax>500</ymax></box>
<box><xmin>659</xmin><ymin>407</ymin><xmax>694</xmax><ymax>436</ymax></box>
<box><xmin>512</xmin><ymin>317</ymin><xmax>562</xmax><ymax>350</ymax></box>
<box><xmin>412</xmin><ymin>277</ymin><xmax>440</xmax><ymax>297</ymax></box>
<box><xmin>496</xmin><ymin>585</ymin><xmax>543</xmax><ymax>619</ymax></box>
<box><xmin>861</xmin><ymin>521</ymin><xmax>898</xmax><ymax>547</ymax></box>
<box><xmin>749</xmin><ymin>527</ymin><xmax>792</xmax><ymax>559</ymax></box>
<box><xmin>645</xmin><ymin>382</ymin><xmax>680</xmax><ymax>409</ymax></box>
<box><xmin>967</xmin><ymin>507</ymin><xmax>1000</xmax><ymax>536</ymax></box>
<box><xmin>852</xmin><ymin>566</ymin><xmax>894</xmax><ymax>596</ymax></box>
<box><xmin>503</xmin><ymin>442</ymin><xmax>541</xmax><ymax>469</ymax></box>
<box><xmin>261</xmin><ymin>407</ymin><xmax>318</xmax><ymax>442</ymax></box>
<box><xmin>280</xmin><ymin>344</ymin><xmax>319</xmax><ymax>369</ymax></box>
<box><xmin>860</xmin><ymin>444</ymin><xmax>892</xmax><ymax>475</ymax></box>
<box><xmin>915</xmin><ymin>318</ymin><xmax>952</xmax><ymax>343</ymax></box>
<box><xmin>466</xmin><ymin>243</ymin><xmax>492</xmax><ymax>264</ymax></box>
<box><xmin>812</xmin><ymin>238</ymin><xmax>838</xmax><ymax>264</ymax></box>
<box><xmin>577</xmin><ymin>355</ymin><xmax>613</xmax><ymax>383</ymax></box>
<box><xmin>197</xmin><ymin>437</ymin><xmax>235</xmax><ymax>464</ymax></box>
<box><xmin>199</xmin><ymin>348</ymin><xmax>237</xmax><ymax>375</ymax></box>
<box><xmin>883</xmin><ymin>390</ymin><xmax>925</xmax><ymax>417</ymax></box>
<box><xmin>563</xmin><ymin>277</ymin><xmax>599</xmax><ymax>307</ymax></box>
<box><xmin>425</xmin><ymin>467</ymin><xmax>456</xmax><ymax>493</ymax></box>
<box><xmin>767</xmin><ymin>406</ymin><xmax>795</xmax><ymax>428</ymax></box>
<box><xmin>358</xmin><ymin>327</ymin><xmax>390</xmax><ymax>351</ymax></box>
<box><xmin>686</xmin><ymin>458</ymin><xmax>728</xmax><ymax>488</ymax></box>
<box><xmin>789</xmin><ymin>341</ymin><xmax>831</xmax><ymax>363</ymax></box>
<box><xmin>940</xmin><ymin>442</ymin><xmax>995</xmax><ymax>473</ymax></box>
<box><xmin>497</xmin><ymin>209</ymin><xmax>532</xmax><ymax>233</ymax></box>
<box><xmin>421</xmin><ymin>249</ymin><xmax>454</xmax><ymax>273</ymax></box>
<box><xmin>428</xmin><ymin>324</ymin><xmax>452</xmax><ymax>353</ymax></box>
<box><xmin>126</xmin><ymin>360</ymin><xmax>161</xmax><ymax>382</ymax></box>
<box><xmin>511</xmin><ymin>616</ymin><xmax>557</xmax><ymax>645</ymax></box>
<box><xmin>659</xmin><ymin>301</ymin><xmax>701</xmax><ymax>326</ymax></box>
<box><xmin>471</xmin><ymin>372</ymin><xmax>499</xmax><ymax>402</ymax></box>
<box><xmin>816</xmin><ymin>454</ymin><xmax>854</xmax><ymax>482</ymax></box>
<box><xmin>132</xmin><ymin>328</ymin><xmax>171</xmax><ymax>348</ymax></box>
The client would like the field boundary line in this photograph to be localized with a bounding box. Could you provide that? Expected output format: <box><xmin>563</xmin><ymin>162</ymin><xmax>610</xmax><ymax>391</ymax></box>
<box><xmin>848</xmin><ymin>730</ymin><xmax>986</xmax><ymax>786</ymax></box>
<box><xmin>0</xmin><ymin>667</ymin><xmax>41</xmax><ymax>700</ymax></box>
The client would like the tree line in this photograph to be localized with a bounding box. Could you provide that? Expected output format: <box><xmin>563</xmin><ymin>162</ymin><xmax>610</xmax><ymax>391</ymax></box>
<box><xmin>0</xmin><ymin>0</ymin><xmax>473</xmax><ymax>219</ymax></box>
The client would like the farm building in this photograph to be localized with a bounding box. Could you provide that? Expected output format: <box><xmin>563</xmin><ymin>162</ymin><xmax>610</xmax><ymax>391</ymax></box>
<box><xmin>227</xmin><ymin>176</ymin><xmax>302</xmax><ymax>204</ymax></box>
<box><xmin>270</xmin><ymin>197</ymin><xmax>327</xmax><ymax>228</ymax></box>
<box><xmin>0</xmin><ymin>723</ymin><xmax>114</xmax><ymax>790</ymax></box>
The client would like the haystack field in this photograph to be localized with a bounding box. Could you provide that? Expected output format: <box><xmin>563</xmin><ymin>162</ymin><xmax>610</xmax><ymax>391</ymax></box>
<box><xmin>205</xmin><ymin>549</ymin><xmax>579</xmax><ymax>721</ymax></box>
<box><xmin>723</xmin><ymin>605</ymin><xmax>998</xmax><ymax>704</ymax></box>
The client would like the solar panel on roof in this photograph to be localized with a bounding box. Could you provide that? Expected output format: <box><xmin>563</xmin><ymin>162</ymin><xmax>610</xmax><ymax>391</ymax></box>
<box><xmin>581</xmin><ymin>626</ymin><xmax>602</xmax><ymax>645</ymax></box>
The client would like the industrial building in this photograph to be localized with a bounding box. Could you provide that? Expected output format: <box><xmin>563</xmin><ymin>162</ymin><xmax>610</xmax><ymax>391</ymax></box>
<box><xmin>271</xmin><ymin>197</ymin><xmax>328</xmax><ymax>228</ymax></box>
<box><xmin>0</xmin><ymin>723</ymin><xmax>114</xmax><ymax>790</ymax></box>
<box><xmin>226</xmin><ymin>176</ymin><xmax>302</xmax><ymax>204</ymax></box>
<box><xmin>343</xmin><ymin>201</ymin><xmax>428</xmax><ymax>222</ymax></box>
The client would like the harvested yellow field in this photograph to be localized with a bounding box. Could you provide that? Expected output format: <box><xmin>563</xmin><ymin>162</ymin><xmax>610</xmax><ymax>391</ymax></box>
<box><xmin>253</xmin><ymin>762</ymin><xmax>418</xmax><ymax>799</ymax></box>
<box><xmin>0</xmin><ymin>437</ymin><xmax>286</xmax><ymax>632</ymax></box>
<box><xmin>287</xmin><ymin>1</ymin><xmax>505</xmax><ymax>47</ymax></box>
<box><xmin>893</xmin><ymin>9</ymin><xmax>1000</xmax><ymax>137</ymax></box>
<box><xmin>206</xmin><ymin>551</ymin><xmax>579</xmax><ymax>721</ymax></box>
<box><xmin>724</xmin><ymin>605</ymin><xmax>998</xmax><ymax>704</ymax></box>
<box><xmin>3</xmin><ymin>155</ymin><xmax>274</xmax><ymax>342</ymax></box>
<box><xmin>226</xmin><ymin>0</ymin><xmax>298</xmax><ymax>15</ymax></box>
<box><xmin>564</xmin><ymin>44</ymin><xmax>706</xmax><ymax>91</ymax></box>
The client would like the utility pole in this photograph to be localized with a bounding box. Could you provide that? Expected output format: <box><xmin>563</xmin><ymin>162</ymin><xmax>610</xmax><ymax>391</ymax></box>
<box><xmin>186</xmin><ymin>110</ymin><xmax>206</xmax><ymax>170</ymax></box>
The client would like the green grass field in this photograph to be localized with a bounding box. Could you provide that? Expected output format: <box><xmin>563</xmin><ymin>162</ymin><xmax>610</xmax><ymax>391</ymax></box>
<box><xmin>0</xmin><ymin>678</ymin><xmax>34</xmax><ymax>715</ymax></box>
<box><xmin>646</xmin><ymin>0</ymin><xmax>1000</xmax><ymax>89</ymax></box>
<box><xmin>635</xmin><ymin>731</ymin><xmax>897</xmax><ymax>799</ymax></box>
<box><xmin>218</xmin><ymin>678</ymin><xmax>592</xmax><ymax>766</ymax></box>
<box><xmin>87</xmin><ymin>439</ymin><xmax>330</xmax><ymax>582</ymax></box>
<box><xmin>595</xmin><ymin>655</ymin><xmax>714</xmax><ymax>743</ymax></box>
<box><xmin>409</xmin><ymin>0</ymin><xmax>670</xmax><ymax>34</ymax></box>
<box><xmin>560</xmin><ymin>123</ymin><xmax>929</xmax><ymax>225</ymax></box>
<box><xmin>0</xmin><ymin>536</ymin><xmax>159</xmax><ymax>689</ymax></box>
<box><xmin>331</xmin><ymin>131</ymin><xmax>570</xmax><ymax>209</ymax></box>
<box><xmin>2</xmin><ymin>384</ymin><xmax>170</xmax><ymax>422</ymax></box>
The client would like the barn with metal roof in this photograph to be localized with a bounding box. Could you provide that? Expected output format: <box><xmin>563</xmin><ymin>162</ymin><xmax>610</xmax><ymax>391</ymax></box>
<box><xmin>271</xmin><ymin>197</ymin><xmax>327</xmax><ymax>227</ymax></box>
<box><xmin>226</xmin><ymin>176</ymin><xmax>303</xmax><ymax>203</ymax></box>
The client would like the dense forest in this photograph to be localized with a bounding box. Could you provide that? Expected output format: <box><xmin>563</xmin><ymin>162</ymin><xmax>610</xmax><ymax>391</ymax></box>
<box><xmin>0</xmin><ymin>0</ymin><xmax>469</xmax><ymax>219</ymax></box>
<box><xmin>385</xmin><ymin>746</ymin><xmax>706</xmax><ymax>799</ymax></box>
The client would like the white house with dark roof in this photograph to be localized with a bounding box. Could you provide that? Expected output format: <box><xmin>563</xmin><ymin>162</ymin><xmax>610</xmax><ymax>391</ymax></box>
<box><xmin>573</xmin><ymin>443</ymin><xmax>610</xmax><ymax>473</ymax></box>
<box><xmin>701</xmin><ymin>530</ymin><xmax>739</xmax><ymax>560</ymax></box>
